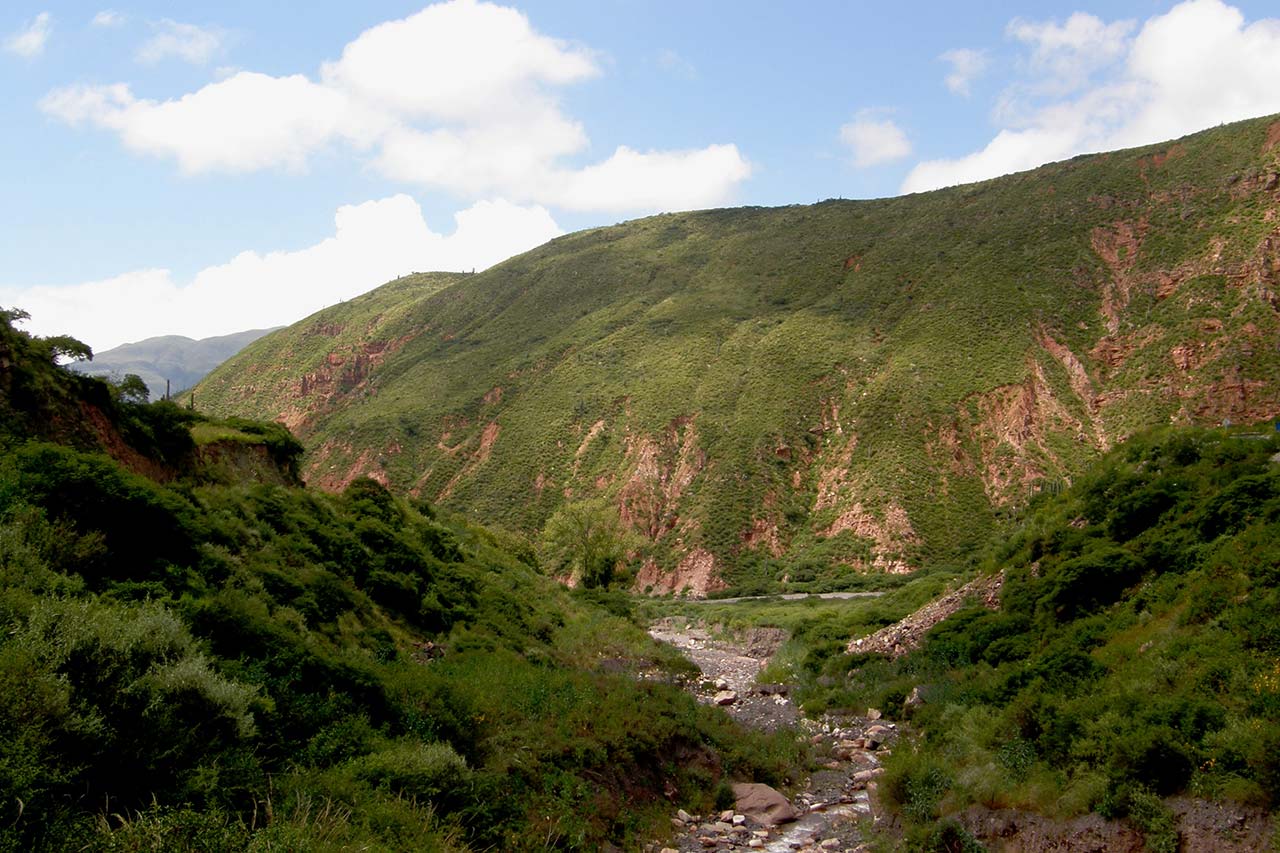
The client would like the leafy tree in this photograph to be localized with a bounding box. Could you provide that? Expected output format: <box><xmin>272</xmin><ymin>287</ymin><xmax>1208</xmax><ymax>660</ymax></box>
<box><xmin>114</xmin><ymin>372</ymin><xmax>151</xmax><ymax>404</ymax></box>
<box><xmin>35</xmin><ymin>334</ymin><xmax>93</xmax><ymax>364</ymax></box>
<box><xmin>540</xmin><ymin>498</ymin><xmax>634</xmax><ymax>588</ymax></box>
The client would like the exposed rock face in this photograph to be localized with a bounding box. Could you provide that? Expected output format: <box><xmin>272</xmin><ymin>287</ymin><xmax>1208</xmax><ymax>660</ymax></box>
<box><xmin>634</xmin><ymin>548</ymin><xmax>727</xmax><ymax>598</ymax></box>
<box><xmin>618</xmin><ymin>415</ymin><xmax>705</xmax><ymax>540</ymax></box>
<box><xmin>820</xmin><ymin>500</ymin><xmax>918</xmax><ymax>574</ymax></box>
<box><xmin>286</xmin><ymin>332</ymin><xmax>417</xmax><ymax>433</ymax></box>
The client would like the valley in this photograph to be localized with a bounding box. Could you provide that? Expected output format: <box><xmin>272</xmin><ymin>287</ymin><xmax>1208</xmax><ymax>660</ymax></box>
<box><xmin>2</xmin><ymin>113</ymin><xmax>1279</xmax><ymax>852</ymax></box>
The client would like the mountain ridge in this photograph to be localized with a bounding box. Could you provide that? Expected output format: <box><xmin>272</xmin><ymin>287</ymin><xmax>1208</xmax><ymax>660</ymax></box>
<box><xmin>74</xmin><ymin>326</ymin><xmax>280</xmax><ymax>400</ymax></box>
<box><xmin>196</xmin><ymin>113</ymin><xmax>1280</xmax><ymax>595</ymax></box>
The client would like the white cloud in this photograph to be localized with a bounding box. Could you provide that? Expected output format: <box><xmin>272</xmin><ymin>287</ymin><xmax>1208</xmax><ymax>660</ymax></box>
<box><xmin>553</xmin><ymin>144</ymin><xmax>751</xmax><ymax>212</ymax></box>
<box><xmin>41</xmin><ymin>74</ymin><xmax>384</xmax><ymax>173</ymax></box>
<box><xmin>40</xmin><ymin>0</ymin><xmax>750</xmax><ymax>214</ymax></box>
<box><xmin>137</xmin><ymin>19</ymin><xmax>224</xmax><ymax>65</ymax></box>
<box><xmin>941</xmin><ymin>48</ymin><xmax>987</xmax><ymax>96</ymax></box>
<box><xmin>1</xmin><ymin>195</ymin><xmax>563</xmax><ymax>352</ymax></box>
<box><xmin>840</xmin><ymin>112</ymin><xmax>912</xmax><ymax>168</ymax></box>
<box><xmin>92</xmin><ymin>10</ymin><xmax>124</xmax><ymax>28</ymax></box>
<box><xmin>903</xmin><ymin>0</ymin><xmax>1280</xmax><ymax>194</ymax></box>
<box><xmin>1007</xmin><ymin>12</ymin><xmax>1135</xmax><ymax>91</ymax></box>
<box><xmin>5</xmin><ymin>11</ymin><xmax>52</xmax><ymax>58</ymax></box>
<box><xmin>319</xmin><ymin>0</ymin><xmax>598</xmax><ymax>123</ymax></box>
<box><xmin>374</xmin><ymin>113</ymin><xmax>590</xmax><ymax>197</ymax></box>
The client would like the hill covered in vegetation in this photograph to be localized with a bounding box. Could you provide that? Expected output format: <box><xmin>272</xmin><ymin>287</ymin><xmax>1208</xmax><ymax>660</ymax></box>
<box><xmin>661</xmin><ymin>422</ymin><xmax>1280</xmax><ymax>850</ymax></box>
<box><xmin>0</xmin><ymin>311</ymin><xmax>801</xmax><ymax>851</ymax></box>
<box><xmin>196</xmin><ymin>114</ymin><xmax>1280</xmax><ymax>596</ymax></box>
<box><xmin>862</xmin><ymin>423</ymin><xmax>1280</xmax><ymax>849</ymax></box>
<box><xmin>73</xmin><ymin>327</ymin><xmax>279</xmax><ymax>401</ymax></box>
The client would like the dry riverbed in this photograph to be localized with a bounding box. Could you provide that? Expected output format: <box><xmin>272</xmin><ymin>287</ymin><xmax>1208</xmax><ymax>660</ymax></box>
<box><xmin>645</xmin><ymin>618</ymin><xmax>893</xmax><ymax>853</ymax></box>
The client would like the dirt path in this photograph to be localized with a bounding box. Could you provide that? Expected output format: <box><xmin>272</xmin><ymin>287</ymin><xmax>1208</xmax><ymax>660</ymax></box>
<box><xmin>648</xmin><ymin>618</ymin><xmax>891</xmax><ymax>853</ymax></box>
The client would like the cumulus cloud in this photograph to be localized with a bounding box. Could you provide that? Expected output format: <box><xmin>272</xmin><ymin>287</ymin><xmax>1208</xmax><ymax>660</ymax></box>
<box><xmin>319</xmin><ymin>1</ymin><xmax>598</xmax><ymax>122</ymax></box>
<box><xmin>941</xmin><ymin>48</ymin><xmax>987</xmax><ymax>96</ymax></box>
<box><xmin>903</xmin><ymin>0</ymin><xmax>1280</xmax><ymax>194</ymax></box>
<box><xmin>5</xmin><ymin>11</ymin><xmax>52</xmax><ymax>58</ymax></box>
<box><xmin>41</xmin><ymin>74</ymin><xmax>384</xmax><ymax>173</ymax></box>
<box><xmin>137</xmin><ymin>19</ymin><xmax>225</xmax><ymax>65</ymax></box>
<box><xmin>92</xmin><ymin>10</ymin><xmax>124</xmax><ymax>28</ymax></box>
<box><xmin>1</xmin><ymin>195</ymin><xmax>563</xmax><ymax>352</ymax></box>
<box><xmin>554</xmin><ymin>144</ymin><xmax>751</xmax><ymax>212</ymax></box>
<box><xmin>1007</xmin><ymin>12</ymin><xmax>1135</xmax><ymax>92</ymax></box>
<box><xmin>840</xmin><ymin>112</ymin><xmax>912</xmax><ymax>168</ymax></box>
<box><xmin>41</xmin><ymin>0</ymin><xmax>749</xmax><ymax>214</ymax></box>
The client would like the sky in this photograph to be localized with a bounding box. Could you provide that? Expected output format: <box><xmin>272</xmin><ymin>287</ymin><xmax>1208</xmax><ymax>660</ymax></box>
<box><xmin>3</xmin><ymin>0</ymin><xmax>1280</xmax><ymax>352</ymax></box>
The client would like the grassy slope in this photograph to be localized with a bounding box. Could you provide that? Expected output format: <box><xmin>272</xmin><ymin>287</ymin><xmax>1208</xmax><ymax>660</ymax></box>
<box><xmin>197</xmin><ymin>115</ymin><xmax>1280</xmax><ymax>592</ymax></box>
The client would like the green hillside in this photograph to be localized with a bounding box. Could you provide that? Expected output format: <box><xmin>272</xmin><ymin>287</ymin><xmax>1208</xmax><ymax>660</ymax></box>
<box><xmin>0</xmin><ymin>311</ymin><xmax>800</xmax><ymax>851</ymax></box>
<box><xmin>640</xmin><ymin>423</ymin><xmax>1280</xmax><ymax>851</ymax></box>
<box><xmin>73</xmin><ymin>327</ymin><xmax>280</xmax><ymax>401</ymax></box>
<box><xmin>197</xmin><ymin>115</ymin><xmax>1280</xmax><ymax>595</ymax></box>
<box><xmin>825</xmin><ymin>424</ymin><xmax>1280</xmax><ymax>849</ymax></box>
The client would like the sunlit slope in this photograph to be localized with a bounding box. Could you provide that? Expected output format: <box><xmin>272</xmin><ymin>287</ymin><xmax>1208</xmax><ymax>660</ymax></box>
<box><xmin>197</xmin><ymin>114</ymin><xmax>1280</xmax><ymax>593</ymax></box>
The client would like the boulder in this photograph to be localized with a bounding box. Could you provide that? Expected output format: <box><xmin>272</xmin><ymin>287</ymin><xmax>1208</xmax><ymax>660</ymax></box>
<box><xmin>714</xmin><ymin>690</ymin><xmax>738</xmax><ymax>706</ymax></box>
<box><xmin>852</xmin><ymin>768</ymin><xmax>884</xmax><ymax>785</ymax></box>
<box><xmin>732</xmin><ymin>782</ymin><xmax>797</xmax><ymax>827</ymax></box>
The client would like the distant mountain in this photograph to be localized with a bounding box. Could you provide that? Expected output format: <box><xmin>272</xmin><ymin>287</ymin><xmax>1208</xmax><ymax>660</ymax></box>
<box><xmin>196</xmin><ymin>114</ymin><xmax>1280</xmax><ymax>596</ymax></box>
<box><xmin>75</xmin><ymin>327</ymin><xmax>280</xmax><ymax>399</ymax></box>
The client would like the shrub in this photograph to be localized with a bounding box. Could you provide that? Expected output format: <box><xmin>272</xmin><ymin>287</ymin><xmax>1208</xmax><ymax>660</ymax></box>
<box><xmin>883</xmin><ymin>747</ymin><xmax>952</xmax><ymax>824</ymax></box>
<box><xmin>1039</xmin><ymin>546</ymin><xmax>1142</xmax><ymax>619</ymax></box>
<box><xmin>353</xmin><ymin>740</ymin><xmax>470</xmax><ymax>807</ymax></box>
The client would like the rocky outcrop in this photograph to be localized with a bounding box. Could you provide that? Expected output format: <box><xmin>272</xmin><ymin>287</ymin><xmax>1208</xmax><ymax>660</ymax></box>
<box><xmin>618</xmin><ymin>415</ymin><xmax>706</xmax><ymax>540</ymax></box>
<box><xmin>635</xmin><ymin>548</ymin><xmax>727</xmax><ymax>598</ymax></box>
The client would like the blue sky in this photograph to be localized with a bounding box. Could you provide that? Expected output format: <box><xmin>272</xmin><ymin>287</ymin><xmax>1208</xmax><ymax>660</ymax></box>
<box><xmin>4</xmin><ymin>0</ymin><xmax>1280</xmax><ymax>351</ymax></box>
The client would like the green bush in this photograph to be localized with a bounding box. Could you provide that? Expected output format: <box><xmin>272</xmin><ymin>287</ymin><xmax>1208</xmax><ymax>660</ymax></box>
<box><xmin>354</xmin><ymin>740</ymin><xmax>470</xmax><ymax>805</ymax></box>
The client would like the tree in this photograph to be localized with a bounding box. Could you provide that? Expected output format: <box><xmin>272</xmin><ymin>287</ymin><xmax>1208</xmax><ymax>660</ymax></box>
<box><xmin>114</xmin><ymin>373</ymin><xmax>151</xmax><ymax>404</ymax></box>
<box><xmin>540</xmin><ymin>498</ymin><xmax>634</xmax><ymax>588</ymax></box>
<box><xmin>36</xmin><ymin>334</ymin><xmax>93</xmax><ymax>364</ymax></box>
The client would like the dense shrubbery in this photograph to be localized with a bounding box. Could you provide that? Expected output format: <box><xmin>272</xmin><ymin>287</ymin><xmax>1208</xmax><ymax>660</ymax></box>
<box><xmin>0</xmin><ymin>312</ymin><xmax>804</xmax><ymax>850</ymax></box>
<box><xmin>0</xmin><ymin>449</ymin><xmax>804</xmax><ymax>850</ymax></box>
<box><xmin>829</xmin><ymin>426</ymin><xmax>1280</xmax><ymax>839</ymax></box>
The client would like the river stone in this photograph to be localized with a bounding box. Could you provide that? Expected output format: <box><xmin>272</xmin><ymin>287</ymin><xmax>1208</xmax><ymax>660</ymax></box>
<box><xmin>731</xmin><ymin>782</ymin><xmax>797</xmax><ymax>826</ymax></box>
